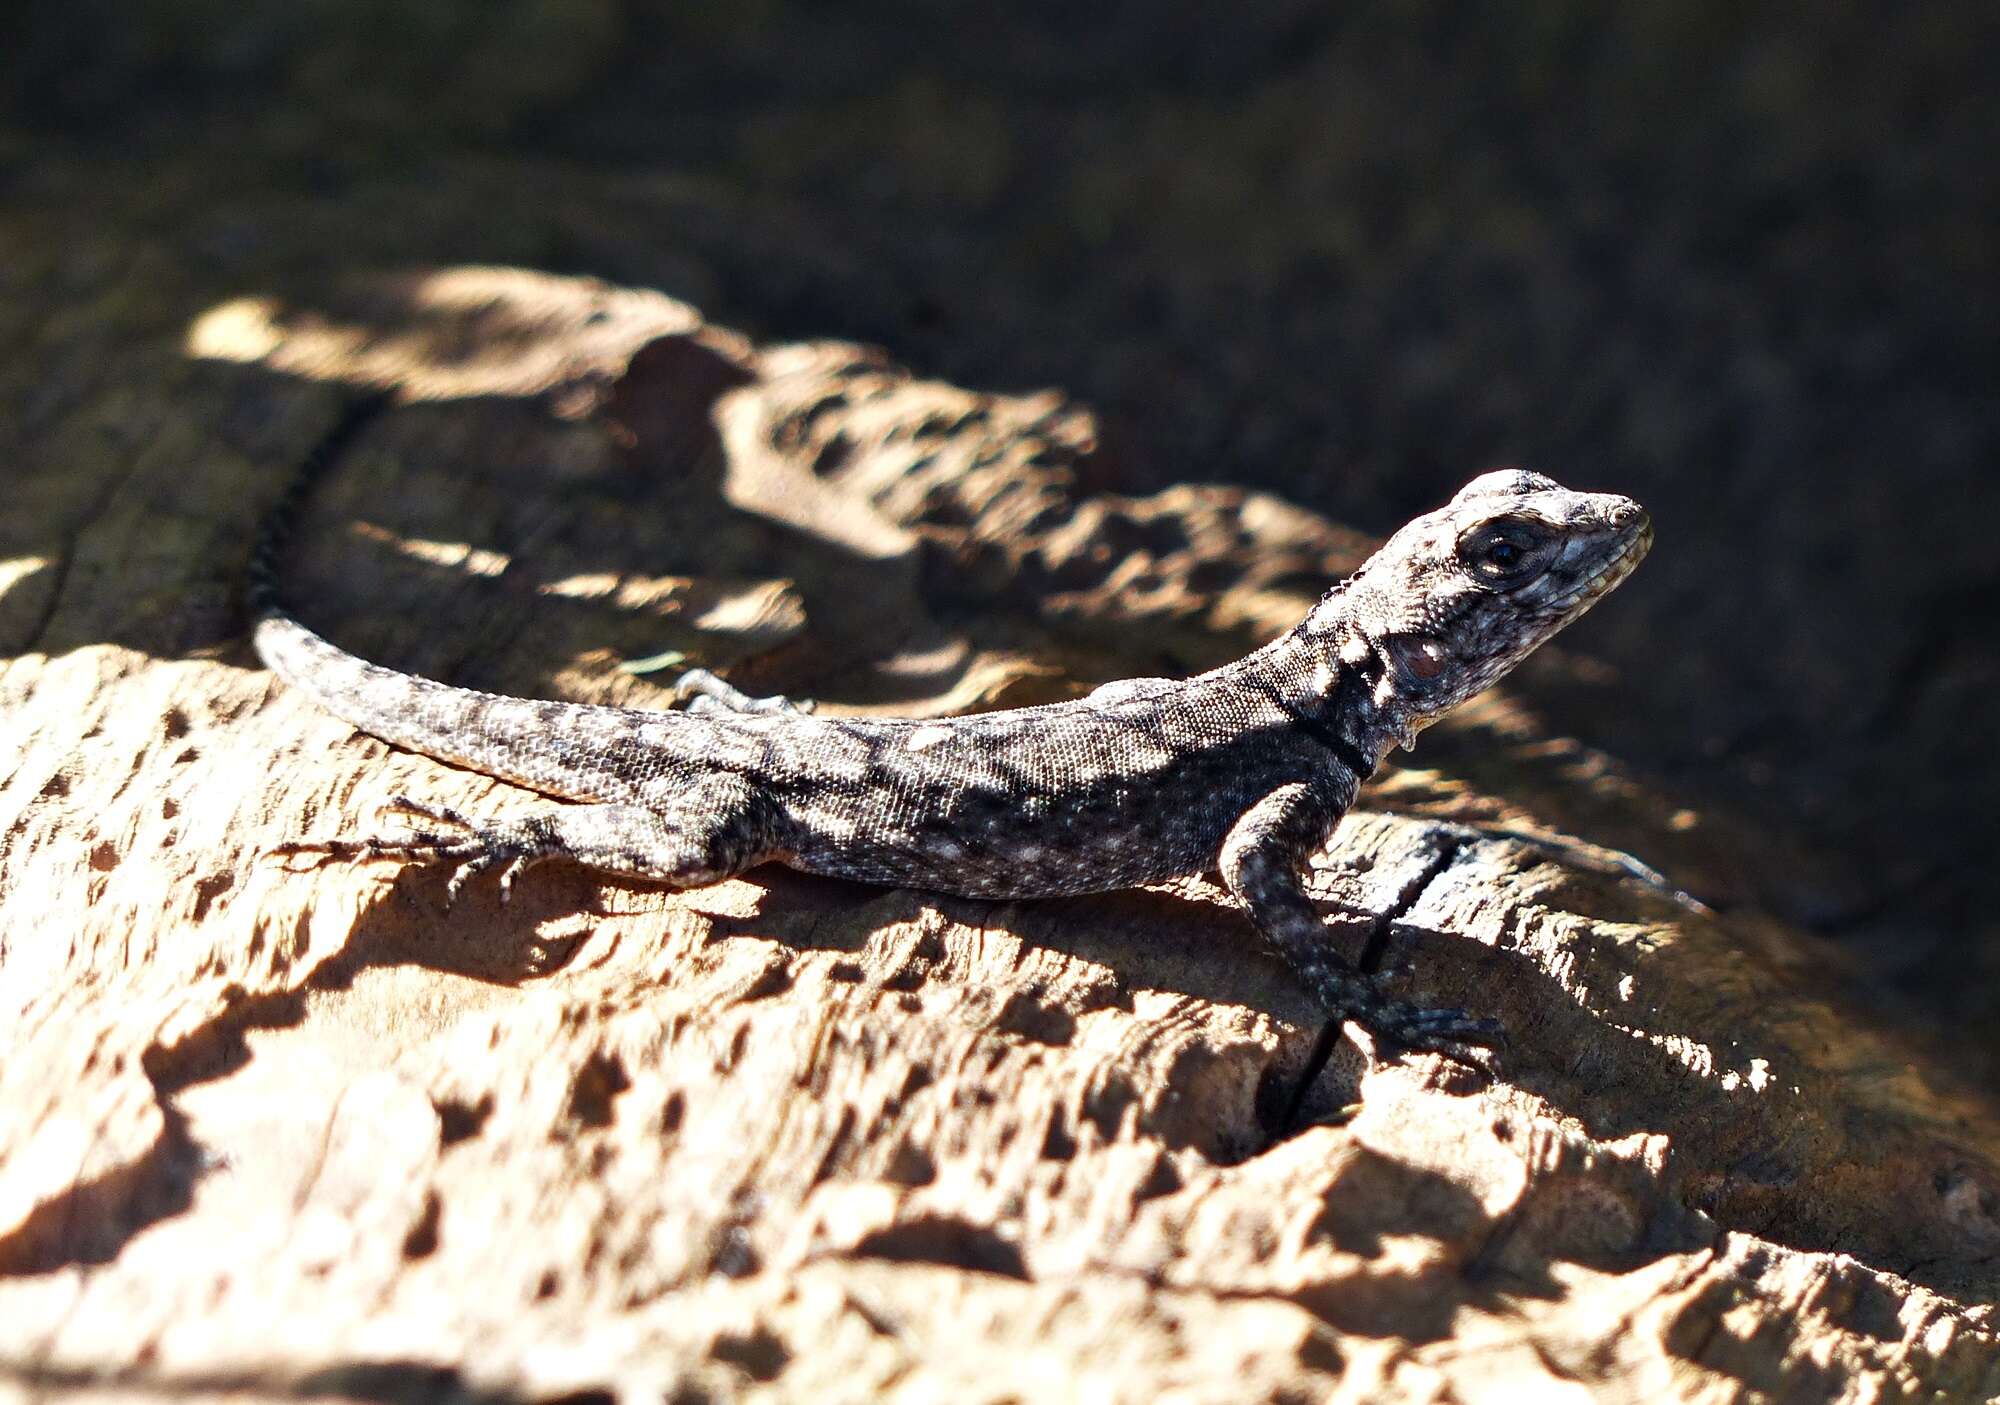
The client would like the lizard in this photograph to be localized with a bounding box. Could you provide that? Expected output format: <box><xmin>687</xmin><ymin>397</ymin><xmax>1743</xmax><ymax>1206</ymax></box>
<box><xmin>250</xmin><ymin>408</ymin><xmax>1651</xmax><ymax>1070</ymax></box>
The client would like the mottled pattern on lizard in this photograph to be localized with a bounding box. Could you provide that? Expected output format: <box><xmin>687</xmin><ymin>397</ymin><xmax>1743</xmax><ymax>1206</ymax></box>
<box><xmin>251</xmin><ymin>413</ymin><xmax>1650</xmax><ymax>1069</ymax></box>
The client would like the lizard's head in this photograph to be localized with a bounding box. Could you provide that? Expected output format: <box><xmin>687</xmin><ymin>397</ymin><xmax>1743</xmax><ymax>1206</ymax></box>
<box><xmin>1311</xmin><ymin>468</ymin><xmax>1651</xmax><ymax>741</ymax></box>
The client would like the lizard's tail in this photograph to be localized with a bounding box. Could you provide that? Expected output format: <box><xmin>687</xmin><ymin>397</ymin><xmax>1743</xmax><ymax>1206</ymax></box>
<box><xmin>246</xmin><ymin>393</ymin><xmax>659</xmax><ymax>805</ymax></box>
<box><xmin>247</xmin><ymin>393</ymin><xmax>391</xmax><ymax>621</ymax></box>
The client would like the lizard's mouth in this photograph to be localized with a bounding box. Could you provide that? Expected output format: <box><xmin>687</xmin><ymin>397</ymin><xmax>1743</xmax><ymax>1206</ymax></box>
<box><xmin>1556</xmin><ymin>515</ymin><xmax>1652</xmax><ymax>615</ymax></box>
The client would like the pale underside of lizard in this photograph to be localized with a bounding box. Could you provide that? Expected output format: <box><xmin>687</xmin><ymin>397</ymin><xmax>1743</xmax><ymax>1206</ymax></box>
<box><xmin>251</xmin><ymin>416</ymin><xmax>1651</xmax><ymax>1070</ymax></box>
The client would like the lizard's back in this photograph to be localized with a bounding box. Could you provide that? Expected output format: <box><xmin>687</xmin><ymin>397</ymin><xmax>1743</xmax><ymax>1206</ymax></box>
<box><xmin>740</xmin><ymin>667</ymin><xmax>1336</xmax><ymax>896</ymax></box>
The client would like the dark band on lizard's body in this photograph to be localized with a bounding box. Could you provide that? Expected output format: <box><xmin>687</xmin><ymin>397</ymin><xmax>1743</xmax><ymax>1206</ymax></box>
<box><xmin>252</xmin><ymin>406</ymin><xmax>1651</xmax><ymax>1070</ymax></box>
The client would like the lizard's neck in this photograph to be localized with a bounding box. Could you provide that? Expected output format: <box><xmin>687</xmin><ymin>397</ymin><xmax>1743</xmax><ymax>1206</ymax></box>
<box><xmin>1231</xmin><ymin>610</ymin><xmax>1418</xmax><ymax>773</ymax></box>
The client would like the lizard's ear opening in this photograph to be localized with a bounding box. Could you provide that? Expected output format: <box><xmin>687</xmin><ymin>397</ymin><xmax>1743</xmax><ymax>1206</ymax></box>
<box><xmin>1382</xmin><ymin>634</ymin><xmax>1451</xmax><ymax>688</ymax></box>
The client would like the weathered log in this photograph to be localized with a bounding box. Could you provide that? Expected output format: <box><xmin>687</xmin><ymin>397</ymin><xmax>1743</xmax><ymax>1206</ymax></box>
<box><xmin>1</xmin><ymin>268</ymin><xmax>1994</xmax><ymax>1404</ymax></box>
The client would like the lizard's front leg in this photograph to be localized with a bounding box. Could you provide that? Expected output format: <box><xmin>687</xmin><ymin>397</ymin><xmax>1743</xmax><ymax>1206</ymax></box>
<box><xmin>1220</xmin><ymin>783</ymin><xmax>1503</xmax><ymax>1072</ymax></box>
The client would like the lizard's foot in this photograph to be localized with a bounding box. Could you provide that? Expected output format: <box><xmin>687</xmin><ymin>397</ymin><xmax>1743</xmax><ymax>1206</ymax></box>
<box><xmin>1355</xmin><ymin>998</ymin><xmax>1505</xmax><ymax>1076</ymax></box>
<box><xmin>1312</xmin><ymin>966</ymin><xmax>1505</xmax><ymax>1075</ymax></box>
<box><xmin>671</xmin><ymin>667</ymin><xmax>815</xmax><ymax>717</ymax></box>
<box><xmin>271</xmin><ymin>794</ymin><xmax>565</xmax><ymax>906</ymax></box>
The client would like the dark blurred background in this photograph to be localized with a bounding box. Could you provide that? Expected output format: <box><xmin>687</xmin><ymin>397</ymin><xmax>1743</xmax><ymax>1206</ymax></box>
<box><xmin>5</xmin><ymin>2</ymin><xmax>1995</xmax><ymax>1056</ymax></box>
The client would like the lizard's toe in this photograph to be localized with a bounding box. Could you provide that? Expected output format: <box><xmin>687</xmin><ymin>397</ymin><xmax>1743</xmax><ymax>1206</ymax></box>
<box><xmin>494</xmin><ymin>852</ymin><xmax>537</xmax><ymax>904</ymax></box>
<box><xmin>380</xmin><ymin>794</ymin><xmax>478</xmax><ymax>830</ymax></box>
<box><xmin>1342</xmin><ymin>995</ymin><xmax>1506</xmax><ymax>1076</ymax></box>
<box><xmin>443</xmin><ymin>848</ymin><xmax>526</xmax><ymax>907</ymax></box>
<box><xmin>672</xmin><ymin>667</ymin><xmax>815</xmax><ymax>716</ymax></box>
<box><xmin>415</xmin><ymin>822</ymin><xmax>559</xmax><ymax>904</ymax></box>
<box><xmin>1402</xmin><ymin>1036</ymin><xmax>1502</xmax><ymax>1078</ymax></box>
<box><xmin>1387</xmin><ymin>1006</ymin><xmax>1505</xmax><ymax>1043</ymax></box>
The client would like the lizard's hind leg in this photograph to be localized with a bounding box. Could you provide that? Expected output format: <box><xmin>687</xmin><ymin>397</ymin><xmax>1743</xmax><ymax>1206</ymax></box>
<box><xmin>670</xmin><ymin>667</ymin><xmax>815</xmax><ymax>717</ymax></box>
<box><xmin>274</xmin><ymin>775</ymin><xmax>790</xmax><ymax>904</ymax></box>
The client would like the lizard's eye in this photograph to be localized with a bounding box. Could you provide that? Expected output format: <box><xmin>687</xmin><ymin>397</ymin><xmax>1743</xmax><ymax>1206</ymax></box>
<box><xmin>1459</xmin><ymin>519</ymin><xmax>1549</xmax><ymax>586</ymax></box>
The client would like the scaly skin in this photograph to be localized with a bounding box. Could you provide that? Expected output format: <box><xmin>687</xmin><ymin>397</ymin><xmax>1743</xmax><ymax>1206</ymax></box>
<box><xmin>255</xmin><ymin>423</ymin><xmax>1650</xmax><ymax>1071</ymax></box>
